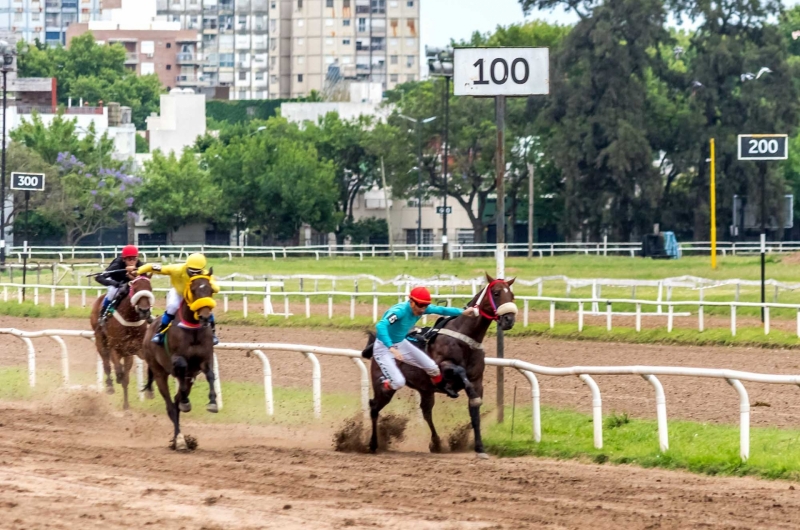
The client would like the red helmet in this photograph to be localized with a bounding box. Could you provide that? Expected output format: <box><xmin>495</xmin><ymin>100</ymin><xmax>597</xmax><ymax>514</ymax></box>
<box><xmin>409</xmin><ymin>286</ymin><xmax>431</xmax><ymax>306</ymax></box>
<box><xmin>121</xmin><ymin>245</ymin><xmax>139</xmax><ymax>258</ymax></box>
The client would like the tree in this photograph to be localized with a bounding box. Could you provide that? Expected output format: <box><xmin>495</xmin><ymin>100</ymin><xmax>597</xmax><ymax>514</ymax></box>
<box><xmin>18</xmin><ymin>33</ymin><xmax>164</xmax><ymax>129</ymax></box>
<box><xmin>203</xmin><ymin>117</ymin><xmax>340</xmax><ymax>242</ymax></box>
<box><xmin>6</xmin><ymin>143</ymin><xmax>63</xmax><ymax>240</ymax></box>
<box><xmin>136</xmin><ymin>150</ymin><xmax>221</xmax><ymax>242</ymax></box>
<box><xmin>10</xmin><ymin>112</ymin><xmax>137</xmax><ymax>244</ymax></box>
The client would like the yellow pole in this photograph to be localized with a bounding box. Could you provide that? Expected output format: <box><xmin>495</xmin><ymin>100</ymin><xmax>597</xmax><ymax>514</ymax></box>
<box><xmin>710</xmin><ymin>138</ymin><xmax>717</xmax><ymax>269</ymax></box>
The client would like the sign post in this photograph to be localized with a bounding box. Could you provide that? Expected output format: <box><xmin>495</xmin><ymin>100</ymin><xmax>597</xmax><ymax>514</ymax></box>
<box><xmin>737</xmin><ymin>134</ymin><xmax>788</xmax><ymax>322</ymax></box>
<box><xmin>11</xmin><ymin>172</ymin><xmax>45</xmax><ymax>300</ymax></box>
<box><xmin>455</xmin><ymin>47</ymin><xmax>549</xmax><ymax>422</ymax></box>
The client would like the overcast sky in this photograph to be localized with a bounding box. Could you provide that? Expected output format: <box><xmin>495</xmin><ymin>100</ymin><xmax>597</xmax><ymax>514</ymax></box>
<box><xmin>421</xmin><ymin>0</ymin><xmax>800</xmax><ymax>54</ymax></box>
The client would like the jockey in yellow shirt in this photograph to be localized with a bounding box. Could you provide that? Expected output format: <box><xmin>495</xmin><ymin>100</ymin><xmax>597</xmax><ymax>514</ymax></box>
<box><xmin>137</xmin><ymin>253</ymin><xmax>220</xmax><ymax>345</ymax></box>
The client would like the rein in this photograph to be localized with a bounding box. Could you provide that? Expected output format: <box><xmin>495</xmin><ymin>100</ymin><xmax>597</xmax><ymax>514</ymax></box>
<box><xmin>110</xmin><ymin>277</ymin><xmax>154</xmax><ymax>327</ymax></box>
<box><xmin>182</xmin><ymin>275</ymin><xmax>217</xmax><ymax>320</ymax></box>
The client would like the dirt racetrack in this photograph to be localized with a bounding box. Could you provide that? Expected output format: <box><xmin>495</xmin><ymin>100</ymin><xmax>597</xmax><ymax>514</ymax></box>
<box><xmin>3</xmin><ymin>400</ymin><xmax>800</xmax><ymax>530</ymax></box>
<box><xmin>3</xmin><ymin>316</ymin><xmax>800</xmax><ymax>528</ymax></box>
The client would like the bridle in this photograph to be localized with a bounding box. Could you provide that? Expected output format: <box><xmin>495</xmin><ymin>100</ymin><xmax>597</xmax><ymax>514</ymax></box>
<box><xmin>128</xmin><ymin>275</ymin><xmax>156</xmax><ymax>308</ymax></box>
<box><xmin>472</xmin><ymin>279</ymin><xmax>518</xmax><ymax>321</ymax></box>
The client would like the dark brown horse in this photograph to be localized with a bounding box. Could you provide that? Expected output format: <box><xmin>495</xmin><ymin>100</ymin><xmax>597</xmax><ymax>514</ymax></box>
<box><xmin>140</xmin><ymin>273</ymin><xmax>218</xmax><ymax>451</ymax></box>
<box><xmin>90</xmin><ymin>275</ymin><xmax>155</xmax><ymax>409</ymax></box>
<box><xmin>362</xmin><ymin>273</ymin><xmax>517</xmax><ymax>457</ymax></box>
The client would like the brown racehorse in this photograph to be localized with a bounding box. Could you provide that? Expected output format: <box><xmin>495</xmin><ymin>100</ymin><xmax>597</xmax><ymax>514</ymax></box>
<box><xmin>140</xmin><ymin>273</ymin><xmax>218</xmax><ymax>451</ymax></box>
<box><xmin>362</xmin><ymin>273</ymin><xmax>517</xmax><ymax>457</ymax></box>
<box><xmin>90</xmin><ymin>275</ymin><xmax>155</xmax><ymax>409</ymax></box>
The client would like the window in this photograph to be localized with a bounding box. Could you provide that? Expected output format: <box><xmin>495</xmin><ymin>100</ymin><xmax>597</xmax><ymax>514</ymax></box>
<box><xmin>326</xmin><ymin>0</ymin><xmax>333</xmax><ymax>6</ymax></box>
<box><xmin>255</xmin><ymin>71</ymin><xmax>264</xmax><ymax>80</ymax></box>
<box><xmin>389</xmin><ymin>38</ymin><xmax>398</xmax><ymax>46</ymax></box>
<box><xmin>371</xmin><ymin>0</ymin><xmax>385</xmax><ymax>14</ymax></box>
<box><xmin>296</xmin><ymin>37</ymin><xmax>304</xmax><ymax>45</ymax></box>
<box><xmin>298</xmin><ymin>0</ymin><xmax>303</xmax><ymax>7</ymax></box>
<box><xmin>166</xmin><ymin>64</ymin><xmax>172</xmax><ymax>70</ymax></box>
<box><xmin>407</xmin><ymin>0</ymin><xmax>413</xmax><ymax>5</ymax></box>
<box><xmin>344</xmin><ymin>0</ymin><xmax>350</xmax><ymax>6</ymax></box>
<box><xmin>406</xmin><ymin>74</ymin><xmax>415</xmax><ymax>82</ymax></box>
<box><xmin>405</xmin><ymin>38</ymin><xmax>415</xmax><ymax>47</ymax></box>
<box><xmin>239</xmin><ymin>51</ymin><xmax>247</xmax><ymax>61</ymax></box>
<box><xmin>357</xmin><ymin>17</ymin><xmax>366</xmax><ymax>31</ymax></box>
<box><xmin>326</xmin><ymin>38</ymin><xmax>333</xmax><ymax>45</ymax></box>
<box><xmin>14</xmin><ymin>13</ymin><xmax>22</xmax><ymax>22</ymax></box>
<box><xmin>270</xmin><ymin>75</ymin><xmax>278</xmax><ymax>83</ymax></box>
<box><xmin>343</xmin><ymin>19</ymin><xmax>351</xmax><ymax>26</ymax></box>
<box><xmin>343</xmin><ymin>39</ymin><xmax>350</xmax><ymax>45</ymax></box>
<box><xmin>297</xmin><ymin>19</ymin><xmax>304</xmax><ymax>26</ymax></box>
<box><xmin>239</xmin><ymin>71</ymin><xmax>247</xmax><ymax>80</ymax></box>
<box><xmin>390</xmin><ymin>74</ymin><xmax>398</xmax><ymax>83</ymax></box>
<box><xmin>325</xmin><ymin>19</ymin><xmax>334</xmax><ymax>26</ymax></box>
<box><xmin>271</xmin><ymin>1</ymin><xmax>276</xmax><ymax>8</ymax></box>
<box><xmin>31</xmin><ymin>12</ymin><xmax>40</xmax><ymax>21</ymax></box>
<box><xmin>166</xmin><ymin>42</ymin><xmax>172</xmax><ymax>49</ymax></box>
<box><xmin>297</xmin><ymin>74</ymin><xmax>303</xmax><ymax>82</ymax></box>
<box><xmin>297</xmin><ymin>56</ymin><xmax>305</xmax><ymax>64</ymax></box>
<box><xmin>406</xmin><ymin>55</ymin><xmax>414</xmax><ymax>67</ymax></box>
<box><xmin>390</xmin><ymin>55</ymin><xmax>398</xmax><ymax>64</ymax></box>
<box><xmin>239</xmin><ymin>89</ymin><xmax>247</xmax><ymax>99</ymax></box>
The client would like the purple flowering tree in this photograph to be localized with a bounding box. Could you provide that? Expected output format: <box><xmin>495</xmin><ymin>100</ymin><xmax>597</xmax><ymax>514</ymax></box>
<box><xmin>46</xmin><ymin>151</ymin><xmax>141</xmax><ymax>244</ymax></box>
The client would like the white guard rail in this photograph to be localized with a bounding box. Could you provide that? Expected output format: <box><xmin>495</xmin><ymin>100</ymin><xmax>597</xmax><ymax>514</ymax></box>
<box><xmin>1</xmin><ymin>327</ymin><xmax>799</xmax><ymax>462</ymax></box>
<box><xmin>7</xmin><ymin>240</ymin><xmax>800</xmax><ymax>262</ymax></box>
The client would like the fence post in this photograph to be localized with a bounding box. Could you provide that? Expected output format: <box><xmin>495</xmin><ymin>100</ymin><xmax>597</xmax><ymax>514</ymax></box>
<box><xmin>549</xmin><ymin>301</ymin><xmax>555</xmax><ymax>329</ymax></box>
<box><xmin>350</xmin><ymin>296</ymin><xmax>355</xmax><ymax>320</ymax></box>
<box><xmin>223</xmin><ymin>295</ymin><xmax>229</xmax><ymax>313</ymax></box>
<box><xmin>373</xmin><ymin>296</ymin><xmax>378</xmax><ymax>323</ymax></box>
<box><xmin>657</xmin><ymin>281</ymin><xmax>663</xmax><ymax>314</ymax></box>
<box><xmin>731</xmin><ymin>305</ymin><xmax>737</xmax><ymax>336</ymax></box>
<box><xmin>764</xmin><ymin>306</ymin><xmax>770</xmax><ymax>335</ymax></box>
<box><xmin>726</xmin><ymin>378</ymin><xmax>750</xmax><ymax>461</ymax></box>
<box><xmin>635</xmin><ymin>303</ymin><xmax>641</xmax><ymax>332</ymax></box>
<box><xmin>243</xmin><ymin>296</ymin><xmax>248</xmax><ymax>318</ymax></box>
<box><xmin>305</xmin><ymin>296</ymin><xmax>310</xmax><ymax>319</ymax></box>
<box><xmin>579</xmin><ymin>374</ymin><xmax>602</xmax><ymax>449</ymax></box>
<box><xmin>578</xmin><ymin>301</ymin><xmax>584</xmax><ymax>332</ymax></box>
<box><xmin>328</xmin><ymin>295</ymin><xmax>333</xmax><ymax>320</ymax></box>
<box><xmin>606</xmin><ymin>301</ymin><xmax>612</xmax><ymax>331</ymax></box>
<box><xmin>667</xmin><ymin>304</ymin><xmax>673</xmax><ymax>333</ymax></box>
<box><xmin>523</xmin><ymin>299</ymin><xmax>529</xmax><ymax>327</ymax></box>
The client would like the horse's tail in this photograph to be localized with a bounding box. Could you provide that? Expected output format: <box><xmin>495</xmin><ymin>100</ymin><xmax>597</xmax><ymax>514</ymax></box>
<box><xmin>361</xmin><ymin>331</ymin><xmax>376</xmax><ymax>359</ymax></box>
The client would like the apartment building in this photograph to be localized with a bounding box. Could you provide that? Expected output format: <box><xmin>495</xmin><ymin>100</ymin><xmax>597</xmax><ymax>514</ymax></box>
<box><xmin>0</xmin><ymin>0</ymin><xmax>102</xmax><ymax>46</ymax></box>
<box><xmin>156</xmin><ymin>0</ymin><xmax>419</xmax><ymax>99</ymax></box>
<box><xmin>66</xmin><ymin>0</ymin><xmax>203</xmax><ymax>91</ymax></box>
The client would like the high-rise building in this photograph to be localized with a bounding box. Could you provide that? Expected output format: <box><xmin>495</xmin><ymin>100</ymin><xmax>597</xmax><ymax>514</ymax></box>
<box><xmin>156</xmin><ymin>0</ymin><xmax>420</xmax><ymax>100</ymax></box>
<box><xmin>0</xmin><ymin>0</ymin><xmax>102</xmax><ymax>46</ymax></box>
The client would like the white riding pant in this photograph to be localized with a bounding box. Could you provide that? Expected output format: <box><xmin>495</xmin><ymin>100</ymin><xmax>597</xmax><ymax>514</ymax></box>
<box><xmin>373</xmin><ymin>339</ymin><xmax>440</xmax><ymax>390</ymax></box>
<box><xmin>105</xmin><ymin>285</ymin><xmax>120</xmax><ymax>301</ymax></box>
<box><xmin>165</xmin><ymin>288</ymin><xmax>182</xmax><ymax>316</ymax></box>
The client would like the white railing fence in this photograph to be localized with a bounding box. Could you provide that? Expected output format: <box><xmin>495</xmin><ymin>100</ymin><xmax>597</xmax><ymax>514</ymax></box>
<box><xmin>1</xmin><ymin>326</ymin><xmax>799</xmax><ymax>461</ymax></box>
<box><xmin>6</xmin><ymin>240</ymin><xmax>800</xmax><ymax>262</ymax></box>
<box><xmin>2</xmin><ymin>280</ymin><xmax>799</xmax><ymax>337</ymax></box>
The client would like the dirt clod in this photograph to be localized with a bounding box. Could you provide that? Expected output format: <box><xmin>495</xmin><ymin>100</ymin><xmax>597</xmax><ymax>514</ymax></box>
<box><xmin>333</xmin><ymin>414</ymin><xmax>408</xmax><ymax>453</ymax></box>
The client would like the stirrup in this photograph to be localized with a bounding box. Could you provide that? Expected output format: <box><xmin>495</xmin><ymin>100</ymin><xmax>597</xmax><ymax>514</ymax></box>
<box><xmin>212</xmin><ymin>333</ymin><xmax>219</xmax><ymax>346</ymax></box>
<box><xmin>151</xmin><ymin>332</ymin><xmax>165</xmax><ymax>345</ymax></box>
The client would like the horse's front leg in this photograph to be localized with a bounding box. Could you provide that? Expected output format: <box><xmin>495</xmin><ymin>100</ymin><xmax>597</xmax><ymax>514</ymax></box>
<box><xmin>419</xmin><ymin>390</ymin><xmax>441</xmax><ymax>453</ymax></box>
<box><xmin>152</xmin><ymin>367</ymin><xmax>182</xmax><ymax>448</ymax></box>
<box><xmin>99</xmin><ymin>344</ymin><xmax>114</xmax><ymax>394</ymax></box>
<box><xmin>203</xmin><ymin>363</ymin><xmax>219</xmax><ymax>413</ymax></box>
<box><xmin>468</xmin><ymin>378</ymin><xmax>487</xmax><ymax>458</ymax></box>
<box><xmin>121</xmin><ymin>355</ymin><xmax>134</xmax><ymax>410</ymax></box>
<box><xmin>452</xmin><ymin>365</ymin><xmax>481</xmax><ymax>407</ymax></box>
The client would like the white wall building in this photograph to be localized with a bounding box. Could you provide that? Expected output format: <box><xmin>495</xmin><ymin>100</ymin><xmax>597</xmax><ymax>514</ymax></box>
<box><xmin>146</xmin><ymin>88</ymin><xmax>206</xmax><ymax>155</ymax></box>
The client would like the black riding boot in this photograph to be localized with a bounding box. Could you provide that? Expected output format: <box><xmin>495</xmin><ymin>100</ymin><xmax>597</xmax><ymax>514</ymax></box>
<box><xmin>434</xmin><ymin>379</ymin><xmax>459</xmax><ymax>399</ymax></box>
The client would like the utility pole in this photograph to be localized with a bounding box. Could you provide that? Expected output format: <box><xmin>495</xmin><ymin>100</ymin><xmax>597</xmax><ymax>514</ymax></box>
<box><xmin>527</xmin><ymin>161</ymin><xmax>534</xmax><ymax>259</ymax></box>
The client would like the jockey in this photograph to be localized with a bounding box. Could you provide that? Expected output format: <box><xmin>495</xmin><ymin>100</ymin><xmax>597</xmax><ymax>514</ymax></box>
<box><xmin>374</xmin><ymin>286</ymin><xmax>475</xmax><ymax>396</ymax></box>
<box><xmin>96</xmin><ymin>244</ymin><xmax>142</xmax><ymax>325</ymax></box>
<box><xmin>137</xmin><ymin>253</ymin><xmax>220</xmax><ymax>346</ymax></box>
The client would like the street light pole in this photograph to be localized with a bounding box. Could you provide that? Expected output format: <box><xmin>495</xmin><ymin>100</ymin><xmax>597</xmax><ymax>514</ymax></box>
<box><xmin>442</xmin><ymin>75</ymin><xmax>450</xmax><ymax>260</ymax></box>
<box><xmin>0</xmin><ymin>42</ymin><xmax>14</xmax><ymax>268</ymax></box>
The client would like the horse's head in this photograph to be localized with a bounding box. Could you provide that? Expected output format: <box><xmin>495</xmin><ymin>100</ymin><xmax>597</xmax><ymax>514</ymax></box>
<box><xmin>129</xmin><ymin>274</ymin><xmax>155</xmax><ymax>321</ymax></box>
<box><xmin>185</xmin><ymin>272</ymin><xmax>216</xmax><ymax>325</ymax></box>
<box><xmin>475</xmin><ymin>273</ymin><xmax>517</xmax><ymax>331</ymax></box>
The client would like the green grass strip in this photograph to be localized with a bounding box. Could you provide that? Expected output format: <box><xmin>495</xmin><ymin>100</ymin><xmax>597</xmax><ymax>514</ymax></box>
<box><xmin>484</xmin><ymin>406</ymin><xmax>800</xmax><ymax>481</ymax></box>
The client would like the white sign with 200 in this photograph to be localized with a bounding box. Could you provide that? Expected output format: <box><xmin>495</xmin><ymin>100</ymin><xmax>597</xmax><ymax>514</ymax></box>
<box><xmin>454</xmin><ymin>48</ymin><xmax>550</xmax><ymax>97</ymax></box>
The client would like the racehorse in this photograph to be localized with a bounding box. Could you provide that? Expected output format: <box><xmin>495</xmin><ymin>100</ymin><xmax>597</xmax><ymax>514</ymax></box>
<box><xmin>140</xmin><ymin>272</ymin><xmax>219</xmax><ymax>451</ymax></box>
<box><xmin>362</xmin><ymin>273</ymin><xmax>517</xmax><ymax>457</ymax></box>
<box><xmin>89</xmin><ymin>275</ymin><xmax>155</xmax><ymax>409</ymax></box>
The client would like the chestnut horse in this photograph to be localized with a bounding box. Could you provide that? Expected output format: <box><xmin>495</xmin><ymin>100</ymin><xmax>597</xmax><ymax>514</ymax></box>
<box><xmin>140</xmin><ymin>273</ymin><xmax>218</xmax><ymax>451</ymax></box>
<box><xmin>89</xmin><ymin>275</ymin><xmax>155</xmax><ymax>409</ymax></box>
<box><xmin>362</xmin><ymin>274</ymin><xmax>517</xmax><ymax>457</ymax></box>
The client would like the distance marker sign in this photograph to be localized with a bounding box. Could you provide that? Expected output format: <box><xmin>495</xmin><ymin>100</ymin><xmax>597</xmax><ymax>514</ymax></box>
<box><xmin>10</xmin><ymin>172</ymin><xmax>45</xmax><ymax>191</ymax></box>
<box><xmin>454</xmin><ymin>48</ymin><xmax>549</xmax><ymax>97</ymax></box>
<box><xmin>737</xmin><ymin>134</ymin><xmax>788</xmax><ymax>161</ymax></box>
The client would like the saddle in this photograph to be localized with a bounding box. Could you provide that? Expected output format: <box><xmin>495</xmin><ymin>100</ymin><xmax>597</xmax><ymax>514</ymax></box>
<box><xmin>406</xmin><ymin>316</ymin><xmax>456</xmax><ymax>352</ymax></box>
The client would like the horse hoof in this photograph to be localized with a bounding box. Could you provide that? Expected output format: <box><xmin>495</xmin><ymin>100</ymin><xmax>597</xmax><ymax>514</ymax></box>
<box><xmin>476</xmin><ymin>452</ymin><xmax>490</xmax><ymax>460</ymax></box>
<box><xmin>179</xmin><ymin>401</ymin><xmax>192</xmax><ymax>413</ymax></box>
<box><xmin>468</xmin><ymin>397</ymin><xmax>483</xmax><ymax>407</ymax></box>
<box><xmin>429</xmin><ymin>439</ymin><xmax>442</xmax><ymax>453</ymax></box>
<box><xmin>174</xmin><ymin>434</ymin><xmax>188</xmax><ymax>451</ymax></box>
<box><xmin>206</xmin><ymin>403</ymin><xmax>219</xmax><ymax>414</ymax></box>
<box><xmin>105</xmin><ymin>386</ymin><xmax>115</xmax><ymax>395</ymax></box>
<box><xmin>144</xmin><ymin>390</ymin><xmax>154</xmax><ymax>400</ymax></box>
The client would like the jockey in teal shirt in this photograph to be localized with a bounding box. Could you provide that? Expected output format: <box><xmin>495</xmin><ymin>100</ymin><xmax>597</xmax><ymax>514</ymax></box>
<box><xmin>373</xmin><ymin>286</ymin><xmax>476</xmax><ymax>395</ymax></box>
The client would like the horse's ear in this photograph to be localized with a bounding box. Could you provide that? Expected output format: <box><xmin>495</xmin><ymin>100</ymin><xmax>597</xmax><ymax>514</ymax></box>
<box><xmin>507</xmin><ymin>277</ymin><xmax>515</xmax><ymax>286</ymax></box>
<box><xmin>485</xmin><ymin>272</ymin><xmax>495</xmax><ymax>284</ymax></box>
<box><xmin>208</xmin><ymin>266</ymin><xmax>214</xmax><ymax>276</ymax></box>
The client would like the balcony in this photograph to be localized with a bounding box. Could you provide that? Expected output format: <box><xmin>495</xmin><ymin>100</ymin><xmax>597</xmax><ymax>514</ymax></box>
<box><xmin>176</xmin><ymin>74</ymin><xmax>203</xmax><ymax>86</ymax></box>
<box><xmin>124</xmin><ymin>52</ymin><xmax>138</xmax><ymax>64</ymax></box>
<box><xmin>177</xmin><ymin>52</ymin><xmax>202</xmax><ymax>64</ymax></box>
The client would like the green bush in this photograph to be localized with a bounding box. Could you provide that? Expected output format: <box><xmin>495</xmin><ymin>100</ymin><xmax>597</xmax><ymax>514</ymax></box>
<box><xmin>206</xmin><ymin>99</ymin><xmax>293</xmax><ymax>125</ymax></box>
